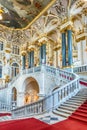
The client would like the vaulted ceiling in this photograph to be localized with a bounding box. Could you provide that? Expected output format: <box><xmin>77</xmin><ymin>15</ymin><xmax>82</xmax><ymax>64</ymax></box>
<box><xmin>0</xmin><ymin>0</ymin><xmax>55</xmax><ymax>29</ymax></box>
<box><xmin>0</xmin><ymin>0</ymin><xmax>78</xmax><ymax>29</ymax></box>
<box><xmin>0</xmin><ymin>0</ymin><xmax>86</xmax><ymax>45</ymax></box>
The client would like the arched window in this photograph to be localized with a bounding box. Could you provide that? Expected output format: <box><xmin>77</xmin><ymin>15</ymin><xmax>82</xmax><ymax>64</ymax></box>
<box><xmin>11</xmin><ymin>63</ymin><xmax>19</xmax><ymax>78</ymax></box>
<box><xmin>12</xmin><ymin>45</ymin><xmax>19</xmax><ymax>55</ymax></box>
<box><xmin>0</xmin><ymin>41</ymin><xmax>3</xmax><ymax>51</ymax></box>
<box><xmin>0</xmin><ymin>61</ymin><xmax>2</xmax><ymax>78</ymax></box>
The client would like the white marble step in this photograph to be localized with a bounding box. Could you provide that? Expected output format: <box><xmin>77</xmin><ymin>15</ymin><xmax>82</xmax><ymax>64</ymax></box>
<box><xmin>71</xmin><ymin>96</ymin><xmax>86</xmax><ymax>101</ymax></box>
<box><xmin>75</xmin><ymin>94</ymin><xmax>87</xmax><ymax>97</ymax></box>
<box><xmin>67</xmin><ymin>98</ymin><xmax>84</xmax><ymax>104</ymax></box>
<box><xmin>65</xmin><ymin>101</ymin><xmax>82</xmax><ymax>106</ymax></box>
<box><xmin>77</xmin><ymin>92</ymin><xmax>87</xmax><ymax>95</ymax></box>
<box><xmin>72</xmin><ymin>96</ymin><xmax>87</xmax><ymax>101</ymax></box>
<box><xmin>67</xmin><ymin>99</ymin><xmax>84</xmax><ymax>104</ymax></box>
<box><xmin>53</xmin><ymin>87</ymin><xmax>87</xmax><ymax>118</ymax></box>
<box><xmin>0</xmin><ymin>116</ymin><xmax>12</xmax><ymax>121</ymax></box>
<box><xmin>77</xmin><ymin>93</ymin><xmax>87</xmax><ymax>96</ymax></box>
<box><xmin>61</xmin><ymin>102</ymin><xmax>81</xmax><ymax>108</ymax></box>
<box><xmin>59</xmin><ymin>105</ymin><xmax>77</xmax><ymax>111</ymax></box>
<box><xmin>56</xmin><ymin>108</ymin><xmax>73</xmax><ymax>114</ymax></box>
<box><xmin>53</xmin><ymin>109</ymin><xmax>70</xmax><ymax>118</ymax></box>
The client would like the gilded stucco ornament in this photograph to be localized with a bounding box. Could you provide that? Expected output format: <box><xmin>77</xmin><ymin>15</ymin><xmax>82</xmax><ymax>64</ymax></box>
<box><xmin>76</xmin><ymin>28</ymin><xmax>87</xmax><ymax>42</ymax></box>
<box><xmin>5</xmin><ymin>75</ymin><xmax>10</xmax><ymax>83</ymax></box>
<box><xmin>20</xmin><ymin>44</ymin><xmax>27</xmax><ymax>56</ymax></box>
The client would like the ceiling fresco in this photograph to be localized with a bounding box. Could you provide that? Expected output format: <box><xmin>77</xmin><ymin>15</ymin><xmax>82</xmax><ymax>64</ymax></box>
<box><xmin>0</xmin><ymin>0</ymin><xmax>55</xmax><ymax>29</ymax></box>
<box><xmin>0</xmin><ymin>0</ymin><xmax>82</xmax><ymax>29</ymax></box>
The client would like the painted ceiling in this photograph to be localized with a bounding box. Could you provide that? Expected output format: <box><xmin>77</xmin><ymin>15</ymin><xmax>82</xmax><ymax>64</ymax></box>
<box><xmin>0</xmin><ymin>0</ymin><xmax>86</xmax><ymax>46</ymax></box>
<box><xmin>0</xmin><ymin>0</ymin><xmax>78</xmax><ymax>29</ymax></box>
<box><xmin>0</xmin><ymin>0</ymin><xmax>54</xmax><ymax>29</ymax></box>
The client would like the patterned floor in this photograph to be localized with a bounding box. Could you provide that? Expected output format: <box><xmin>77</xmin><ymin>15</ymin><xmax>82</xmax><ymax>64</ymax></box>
<box><xmin>39</xmin><ymin>115</ymin><xmax>59</xmax><ymax>124</ymax></box>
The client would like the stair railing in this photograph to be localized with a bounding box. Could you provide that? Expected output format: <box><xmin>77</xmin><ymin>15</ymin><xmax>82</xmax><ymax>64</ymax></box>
<box><xmin>12</xmin><ymin>65</ymin><xmax>80</xmax><ymax>118</ymax></box>
<box><xmin>1</xmin><ymin>64</ymin><xmax>78</xmax><ymax>89</ymax></box>
<box><xmin>73</xmin><ymin>64</ymin><xmax>87</xmax><ymax>73</ymax></box>
<box><xmin>0</xmin><ymin>101</ymin><xmax>11</xmax><ymax>111</ymax></box>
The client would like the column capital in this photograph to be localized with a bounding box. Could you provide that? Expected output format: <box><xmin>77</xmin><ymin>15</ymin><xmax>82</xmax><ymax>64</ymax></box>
<box><xmin>21</xmin><ymin>51</ymin><xmax>27</xmax><ymax>56</ymax></box>
<box><xmin>38</xmin><ymin>36</ymin><xmax>48</xmax><ymax>46</ymax></box>
<box><xmin>66</xmin><ymin>25</ymin><xmax>73</xmax><ymax>30</ymax></box>
<box><xmin>27</xmin><ymin>45</ymin><xmax>35</xmax><ymax>52</ymax></box>
<box><xmin>38</xmin><ymin>42</ymin><xmax>43</xmax><ymax>46</ymax></box>
<box><xmin>60</xmin><ymin>20</ymin><xmax>73</xmax><ymax>32</ymax></box>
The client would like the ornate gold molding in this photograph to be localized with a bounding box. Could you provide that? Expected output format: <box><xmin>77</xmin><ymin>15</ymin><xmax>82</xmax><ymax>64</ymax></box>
<box><xmin>38</xmin><ymin>36</ymin><xmax>48</xmax><ymax>46</ymax></box>
<box><xmin>60</xmin><ymin>19</ymin><xmax>73</xmax><ymax>32</ymax></box>
<box><xmin>27</xmin><ymin>45</ymin><xmax>35</xmax><ymax>52</ymax></box>
<box><xmin>5</xmin><ymin>75</ymin><xmax>10</xmax><ymax>83</ymax></box>
<box><xmin>20</xmin><ymin>44</ymin><xmax>27</xmax><ymax>56</ymax></box>
<box><xmin>21</xmin><ymin>51</ymin><xmax>27</xmax><ymax>56</ymax></box>
<box><xmin>76</xmin><ymin>0</ymin><xmax>84</xmax><ymax>8</ymax></box>
<box><xmin>76</xmin><ymin>29</ymin><xmax>87</xmax><ymax>42</ymax></box>
<box><xmin>5</xmin><ymin>49</ymin><xmax>11</xmax><ymax>53</ymax></box>
<box><xmin>53</xmin><ymin>44</ymin><xmax>61</xmax><ymax>51</ymax></box>
<box><xmin>82</xmin><ymin>7</ymin><xmax>87</xmax><ymax>15</ymax></box>
<box><xmin>73</xmin><ymin>50</ymin><xmax>78</xmax><ymax>58</ymax></box>
<box><xmin>25</xmin><ymin>0</ymin><xmax>56</xmax><ymax>30</ymax></box>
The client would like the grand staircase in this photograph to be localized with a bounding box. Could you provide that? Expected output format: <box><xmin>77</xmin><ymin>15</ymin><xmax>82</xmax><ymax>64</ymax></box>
<box><xmin>69</xmin><ymin>100</ymin><xmax>87</xmax><ymax>123</ymax></box>
<box><xmin>0</xmin><ymin>87</ymin><xmax>87</xmax><ymax>130</ymax></box>
<box><xmin>0</xmin><ymin>65</ymin><xmax>87</xmax><ymax>129</ymax></box>
<box><xmin>53</xmin><ymin>87</ymin><xmax>87</xmax><ymax>119</ymax></box>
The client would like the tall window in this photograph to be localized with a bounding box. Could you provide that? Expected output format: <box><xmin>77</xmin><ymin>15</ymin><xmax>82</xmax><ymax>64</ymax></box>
<box><xmin>11</xmin><ymin>63</ymin><xmax>19</xmax><ymax>78</ymax></box>
<box><xmin>12</xmin><ymin>45</ymin><xmax>19</xmax><ymax>55</ymax></box>
<box><xmin>0</xmin><ymin>41</ymin><xmax>3</xmax><ymax>51</ymax></box>
<box><xmin>0</xmin><ymin>61</ymin><xmax>2</xmax><ymax>78</ymax></box>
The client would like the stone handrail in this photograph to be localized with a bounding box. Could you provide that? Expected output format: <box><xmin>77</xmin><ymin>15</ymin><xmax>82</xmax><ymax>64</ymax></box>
<box><xmin>1</xmin><ymin>64</ymin><xmax>78</xmax><ymax>89</ymax></box>
<box><xmin>8</xmin><ymin>66</ymin><xmax>42</xmax><ymax>86</ymax></box>
<box><xmin>12</xmin><ymin>65</ymin><xmax>80</xmax><ymax>118</ymax></box>
<box><xmin>73</xmin><ymin>64</ymin><xmax>87</xmax><ymax>73</ymax></box>
<box><xmin>0</xmin><ymin>101</ymin><xmax>11</xmax><ymax>111</ymax></box>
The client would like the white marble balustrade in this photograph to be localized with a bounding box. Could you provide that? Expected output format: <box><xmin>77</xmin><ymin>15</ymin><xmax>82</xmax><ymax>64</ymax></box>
<box><xmin>12</xmin><ymin>65</ymin><xmax>80</xmax><ymax>118</ymax></box>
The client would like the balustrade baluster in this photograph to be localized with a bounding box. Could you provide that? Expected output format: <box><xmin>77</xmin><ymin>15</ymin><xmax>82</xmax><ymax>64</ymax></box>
<box><xmin>10</xmin><ymin>65</ymin><xmax>81</xmax><ymax>117</ymax></box>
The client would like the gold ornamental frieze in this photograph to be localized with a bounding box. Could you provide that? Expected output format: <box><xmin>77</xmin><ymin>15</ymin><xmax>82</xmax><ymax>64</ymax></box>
<box><xmin>76</xmin><ymin>0</ymin><xmax>84</xmax><ymax>8</ymax></box>
<box><xmin>76</xmin><ymin>29</ymin><xmax>87</xmax><ymax>42</ymax></box>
